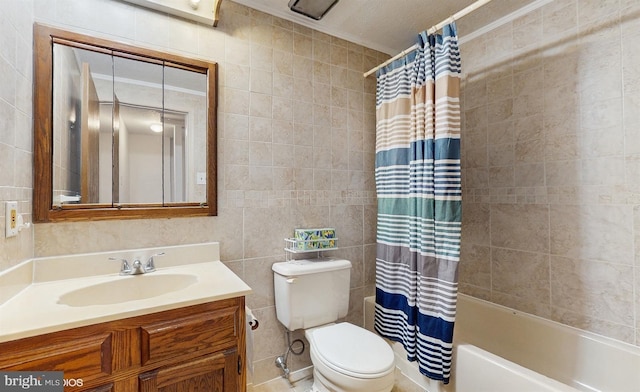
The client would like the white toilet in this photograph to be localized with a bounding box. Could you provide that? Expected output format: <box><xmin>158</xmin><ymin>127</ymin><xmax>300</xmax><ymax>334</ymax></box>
<box><xmin>272</xmin><ymin>258</ymin><xmax>395</xmax><ymax>392</ymax></box>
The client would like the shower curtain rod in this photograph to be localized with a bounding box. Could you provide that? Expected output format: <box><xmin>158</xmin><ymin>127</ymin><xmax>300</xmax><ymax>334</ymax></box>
<box><xmin>363</xmin><ymin>0</ymin><xmax>493</xmax><ymax>78</ymax></box>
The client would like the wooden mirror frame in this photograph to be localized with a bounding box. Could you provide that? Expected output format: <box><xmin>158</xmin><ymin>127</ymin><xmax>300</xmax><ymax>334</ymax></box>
<box><xmin>33</xmin><ymin>23</ymin><xmax>217</xmax><ymax>222</ymax></box>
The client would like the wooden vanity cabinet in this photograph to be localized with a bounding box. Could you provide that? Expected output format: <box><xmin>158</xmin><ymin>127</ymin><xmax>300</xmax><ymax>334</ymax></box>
<box><xmin>0</xmin><ymin>297</ymin><xmax>246</xmax><ymax>392</ymax></box>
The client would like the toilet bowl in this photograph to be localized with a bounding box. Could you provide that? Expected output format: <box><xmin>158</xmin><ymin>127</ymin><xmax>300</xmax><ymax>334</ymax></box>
<box><xmin>305</xmin><ymin>322</ymin><xmax>395</xmax><ymax>392</ymax></box>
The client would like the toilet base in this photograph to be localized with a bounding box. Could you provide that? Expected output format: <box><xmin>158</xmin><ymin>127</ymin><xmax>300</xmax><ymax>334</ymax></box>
<box><xmin>309</xmin><ymin>370</ymin><xmax>328</xmax><ymax>392</ymax></box>
<box><xmin>311</xmin><ymin>366</ymin><xmax>395</xmax><ymax>392</ymax></box>
<box><xmin>310</xmin><ymin>368</ymin><xmax>333</xmax><ymax>392</ymax></box>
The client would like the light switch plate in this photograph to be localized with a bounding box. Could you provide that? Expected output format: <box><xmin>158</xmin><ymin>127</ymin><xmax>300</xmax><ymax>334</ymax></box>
<box><xmin>5</xmin><ymin>201</ymin><xmax>18</xmax><ymax>238</ymax></box>
<box><xmin>196</xmin><ymin>172</ymin><xmax>206</xmax><ymax>185</ymax></box>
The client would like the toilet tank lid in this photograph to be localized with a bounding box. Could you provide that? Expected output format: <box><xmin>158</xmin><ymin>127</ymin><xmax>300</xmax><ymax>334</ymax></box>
<box><xmin>272</xmin><ymin>258</ymin><xmax>351</xmax><ymax>276</ymax></box>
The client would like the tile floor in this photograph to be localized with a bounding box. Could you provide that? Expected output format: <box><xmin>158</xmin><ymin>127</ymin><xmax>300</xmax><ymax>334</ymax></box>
<box><xmin>249</xmin><ymin>368</ymin><xmax>425</xmax><ymax>392</ymax></box>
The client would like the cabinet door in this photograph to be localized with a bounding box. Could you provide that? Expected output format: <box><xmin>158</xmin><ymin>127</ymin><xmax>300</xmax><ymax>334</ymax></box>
<box><xmin>140</xmin><ymin>306</ymin><xmax>238</xmax><ymax>367</ymax></box>
<box><xmin>138</xmin><ymin>349</ymin><xmax>238</xmax><ymax>392</ymax></box>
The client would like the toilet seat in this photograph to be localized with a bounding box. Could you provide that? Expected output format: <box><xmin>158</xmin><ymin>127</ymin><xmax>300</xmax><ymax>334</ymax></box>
<box><xmin>308</xmin><ymin>322</ymin><xmax>395</xmax><ymax>379</ymax></box>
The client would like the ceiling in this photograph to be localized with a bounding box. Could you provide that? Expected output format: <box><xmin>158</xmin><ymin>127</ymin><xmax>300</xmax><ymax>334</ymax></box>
<box><xmin>230</xmin><ymin>0</ymin><xmax>479</xmax><ymax>55</ymax></box>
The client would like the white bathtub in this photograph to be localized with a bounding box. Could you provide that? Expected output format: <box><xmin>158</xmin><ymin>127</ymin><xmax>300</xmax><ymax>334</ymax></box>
<box><xmin>364</xmin><ymin>294</ymin><xmax>640</xmax><ymax>392</ymax></box>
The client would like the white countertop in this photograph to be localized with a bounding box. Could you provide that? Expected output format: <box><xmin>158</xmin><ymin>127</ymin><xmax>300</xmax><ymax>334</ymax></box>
<box><xmin>0</xmin><ymin>243</ymin><xmax>252</xmax><ymax>343</ymax></box>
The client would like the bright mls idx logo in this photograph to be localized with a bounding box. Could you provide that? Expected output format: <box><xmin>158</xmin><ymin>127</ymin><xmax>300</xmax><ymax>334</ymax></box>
<box><xmin>0</xmin><ymin>372</ymin><xmax>63</xmax><ymax>391</ymax></box>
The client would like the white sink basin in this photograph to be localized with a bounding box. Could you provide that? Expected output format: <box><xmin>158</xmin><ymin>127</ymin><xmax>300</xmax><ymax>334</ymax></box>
<box><xmin>0</xmin><ymin>243</ymin><xmax>254</xmax><ymax>343</ymax></box>
<box><xmin>57</xmin><ymin>273</ymin><xmax>198</xmax><ymax>307</ymax></box>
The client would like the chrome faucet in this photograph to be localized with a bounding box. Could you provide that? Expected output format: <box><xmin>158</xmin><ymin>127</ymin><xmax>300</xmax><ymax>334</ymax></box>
<box><xmin>143</xmin><ymin>252</ymin><xmax>165</xmax><ymax>273</ymax></box>
<box><xmin>109</xmin><ymin>257</ymin><xmax>132</xmax><ymax>275</ymax></box>
<box><xmin>109</xmin><ymin>252</ymin><xmax>164</xmax><ymax>275</ymax></box>
<box><xmin>130</xmin><ymin>259</ymin><xmax>146</xmax><ymax>275</ymax></box>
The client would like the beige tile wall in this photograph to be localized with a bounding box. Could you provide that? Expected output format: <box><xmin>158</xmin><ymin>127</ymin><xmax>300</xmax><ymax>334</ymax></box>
<box><xmin>0</xmin><ymin>0</ymin><xmax>34</xmax><ymax>272</ymax></box>
<box><xmin>20</xmin><ymin>0</ymin><xmax>385</xmax><ymax>384</ymax></box>
<box><xmin>458</xmin><ymin>0</ymin><xmax>640</xmax><ymax>345</ymax></box>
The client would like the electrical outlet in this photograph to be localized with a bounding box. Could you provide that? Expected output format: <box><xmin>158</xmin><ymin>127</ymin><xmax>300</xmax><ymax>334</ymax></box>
<box><xmin>5</xmin><ymin>201</ymin><xmax>18</xmax><ymax>238</ymax></box>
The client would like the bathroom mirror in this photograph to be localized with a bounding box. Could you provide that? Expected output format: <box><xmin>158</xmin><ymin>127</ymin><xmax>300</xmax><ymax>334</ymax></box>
<box><xmin>33</xmin><ymin>24</ymin><xmax>217</xmax><ymax>222</ymax></box>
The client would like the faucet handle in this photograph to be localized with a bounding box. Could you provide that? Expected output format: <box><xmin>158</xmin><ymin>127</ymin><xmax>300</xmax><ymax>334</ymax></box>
<box><xmin>145</xmin><ymin>252</ymin><xmax>165</xmax><ymax>272</ymax></box>
<box><xmin>109</xmin><ymin>257</ymin><xmax>132</xmax><ymax>275</ymax></box>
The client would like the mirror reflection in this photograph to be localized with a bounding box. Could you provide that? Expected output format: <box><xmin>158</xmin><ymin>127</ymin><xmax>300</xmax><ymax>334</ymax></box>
<box><xmin>52</xmin><ymin>44</ymin><xmax>207</xmax><ymax>206</ymax></box>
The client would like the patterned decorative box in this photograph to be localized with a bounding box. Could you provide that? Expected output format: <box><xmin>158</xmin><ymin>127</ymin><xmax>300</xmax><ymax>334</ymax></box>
<box><xmin>293</xmin><ymin>228</ymin><xmax>336</xmax><ymax>250</ymax></box>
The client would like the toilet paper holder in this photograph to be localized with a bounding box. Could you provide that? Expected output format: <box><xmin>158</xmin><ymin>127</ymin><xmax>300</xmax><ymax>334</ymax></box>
<box><xmin>246</xmin><ymin>306</ymin><xmax>259</xmax><ymax>330</ymax></box>
<box><xmin>249</xmin><ymin>318</ymin><xmax>259</xmax><ymax>330</ymax></box>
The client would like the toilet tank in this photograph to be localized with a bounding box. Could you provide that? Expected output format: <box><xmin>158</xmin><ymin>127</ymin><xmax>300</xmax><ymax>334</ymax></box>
<box><xmin>272</xmin><ymin>258</ymin><xmax>351</xmax><ymax>331</ymax></box>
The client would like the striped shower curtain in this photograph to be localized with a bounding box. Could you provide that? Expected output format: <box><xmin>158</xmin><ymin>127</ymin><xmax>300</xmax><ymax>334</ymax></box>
<box><xmin>374</xmin><ymin>23</ymin><xmax>461</xmax><ymax>384</ymax></box>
